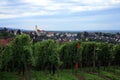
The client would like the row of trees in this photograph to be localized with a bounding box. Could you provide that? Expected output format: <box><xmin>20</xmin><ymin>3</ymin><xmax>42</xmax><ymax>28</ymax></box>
<box><xmin>0</xmin><ymin>34</ymin><xmax>120</xmax><ymax>79</ymax></box>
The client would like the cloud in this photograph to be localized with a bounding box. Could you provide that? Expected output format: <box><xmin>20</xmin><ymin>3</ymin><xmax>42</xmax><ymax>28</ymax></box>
<box><xmin>69</xmin><ymin>0</ymin><xmax>120</xmax><ymax>12</ymax></box>
<box><xmin>71</xmin><ymin>0</ymin><xmax>120</xmax><ymax>5</ymax></box>
<box><xmin>22</xmin><ymin>0</ymin><xmax>52</xmax><ymax>6</ymax></box>
<box><xmin>0</xmin><ymin>0</ymin><xmax>120</xmax><ymax>19</ymax></box>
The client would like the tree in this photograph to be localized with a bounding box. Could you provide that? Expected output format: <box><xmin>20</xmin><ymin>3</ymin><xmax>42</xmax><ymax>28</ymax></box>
<box><xmin>97</xmin><ymin>43</ymin><xmax>113</xmax><ymax>70</ymax></box>
<box><xmin>34</xmin><ymin>40</ymin><xmax>61</xmax><ymax>74</ymax></box>
<box><xmin>11</xmin><ymin>34</ymin><xmax>34</xmax><ymax>80</ymax></box>
<box><xmin>82</xmin><ymin>42</ymin><xmax>96</xmax><ymax>68</ymax></box>
<box><xmin>59</xmin><ymin>41</ymin><xmax>81</xmax><ymax>72</ymax></box>
<box><xmin>0</xmin><ymin>44</ymin><xmax>14</xmax><ymax>80</ymax></box>
<box><xmin>0</xmin><ymin>45</ymin><xmax>3</xmax><ymax>70</ymax></box>
<box><xmin>1</xmin><ymin>44</ymin><xmax>13</xmax><ymax>71</ymax></box>
<box><xmin>114</xmin><ymin>44</ymin><xmax>120</xmax><ymax>66</ymax></box>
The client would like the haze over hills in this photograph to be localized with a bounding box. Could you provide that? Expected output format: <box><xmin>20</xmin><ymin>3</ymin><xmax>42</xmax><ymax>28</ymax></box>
<box><xmin>0</xmin><ymin>26</ymin><xmax>120</xmax><ymax>34</ymax></box>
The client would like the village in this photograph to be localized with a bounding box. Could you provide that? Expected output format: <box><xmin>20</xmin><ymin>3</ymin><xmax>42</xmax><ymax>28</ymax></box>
<box><xmin>0</xmin><ymin>26</ymin><xmax>120</xmax><ymax>47</ymax></box>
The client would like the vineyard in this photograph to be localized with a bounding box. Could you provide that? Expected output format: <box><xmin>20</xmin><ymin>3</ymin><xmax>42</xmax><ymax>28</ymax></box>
<box><xmin>0</xmin><ymin>34</ymin><xmax>120</xmax><ymax>80</ymax></box>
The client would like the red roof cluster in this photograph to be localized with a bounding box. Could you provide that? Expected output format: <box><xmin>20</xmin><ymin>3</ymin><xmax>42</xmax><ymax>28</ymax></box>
<box><xmin>0</xmin><ymin>38</ymin><xmax>13</xmax><ymax>47</ymax></box>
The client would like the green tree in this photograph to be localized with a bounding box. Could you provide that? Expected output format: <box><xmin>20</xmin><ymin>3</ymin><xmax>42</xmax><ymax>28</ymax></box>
<box><xmin>0</xmin><ymin>45</ymin><xmax>3</xmax><ymax>69</ymax></box>
<box><xmin>11</xmin><ymin>34</ymin><xmax>34</xmax><ymax>80</ymax></box>
<box><xmin>97</xmin><ymin>43</ymin><xmax>113</xmax><ymax>70</ymax></box>
<box><xmin>0</xmin><ymin>45</ymin><xmax>3</xmax><ymax>80</ymax></box>
<box><xmin>82</xmin><ymin>42</ymin><xmax>96</xmax><ymax>68</ymax></box>
<box><xmin>59</xmin><ymin>41</ymin><xmax>81</xmax><ymax>71</ymax></box>
<box><xmin>34</xmin><ymin>40</ymin><xmax>61</xmax><ymax>74</ymax></box>
<box><xmin>1</xmin><ymin>44</ymin><xmax>13</xmax><ymax>71</ymax></box>
<box><xmin>114</xmin><ymin>44</ymin><xmax>120</xmax><ymax>66</ymax></box>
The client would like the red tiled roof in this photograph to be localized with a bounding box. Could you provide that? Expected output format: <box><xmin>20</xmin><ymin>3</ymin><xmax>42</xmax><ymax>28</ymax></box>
<box><xmin>0</xmin><ymin>38</ymin><xmax>13</xmax><ymax>47</ymax></box>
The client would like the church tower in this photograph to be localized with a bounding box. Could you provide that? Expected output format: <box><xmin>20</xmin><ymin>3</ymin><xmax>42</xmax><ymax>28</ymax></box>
<box><xmin>35</xmin><ymin>25</ymin><xmax>40</xmax><ymax>36</ymax></box>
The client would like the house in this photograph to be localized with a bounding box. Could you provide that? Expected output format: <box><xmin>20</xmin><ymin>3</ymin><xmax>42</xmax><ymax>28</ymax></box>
<box><xmin>47</xmin><ymin>32</ymin><xmax>54</xmax><ymax>37</ymax></box>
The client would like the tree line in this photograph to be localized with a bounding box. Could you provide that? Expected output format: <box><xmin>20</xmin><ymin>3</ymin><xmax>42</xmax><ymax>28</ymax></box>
<box><xmin>0</xmin><ymin>34</ymin><xmax>120</xmax><ymax>79</ymax></box>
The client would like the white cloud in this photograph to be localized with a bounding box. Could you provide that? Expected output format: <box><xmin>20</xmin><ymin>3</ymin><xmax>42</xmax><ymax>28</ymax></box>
<box><xmin>22</xmin><ymin>0</ymin><xmax>52</xmax><ymax>6</ymax></box>
<box><xmin>0</xmin><ymin>10</ymin><xmax>57</xmax><ymax>19</ymax></box>
<box><xmin>72</xmin><ymin>0</ymin><xmax>120</xmax><ymax>5</ymax></box>
<box><xmin>0</xmin><ymin>0</ymin><xmax>120</xmax><ymax>19</ymax></box>
<box><xmin>0</xmin><ymin>14</ymin><xmax>17</xmax><ymax>19</ymax></box>
<box><xmin>69</xmin><ymin>5</ymin><xmax>112</xmax><ymax>12</ymax></box>
<box><xmin>69</xmin><ymin>0</ymin><xmax>120</xmax><ymax>12</ymax></box>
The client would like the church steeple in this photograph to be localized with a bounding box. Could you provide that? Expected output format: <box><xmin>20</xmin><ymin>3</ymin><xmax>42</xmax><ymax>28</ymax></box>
<box><xmin>35</xmin><ymin>25</ymin><xmax>37</xmax><ymax>30</ymax></box>
<box><xmin>35</xmin><ymin>25</ymin><xmax>40</xmax><ymax>36</ymax></box>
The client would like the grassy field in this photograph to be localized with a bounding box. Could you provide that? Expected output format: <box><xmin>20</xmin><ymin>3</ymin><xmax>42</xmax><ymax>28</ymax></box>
<box><xmin>0</xmin><ymin>67</ymin><xmax>120</xmax><ymax>80</ymax></box>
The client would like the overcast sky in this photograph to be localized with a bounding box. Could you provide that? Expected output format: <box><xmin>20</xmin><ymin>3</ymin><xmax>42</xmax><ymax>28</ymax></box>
<box><xmin>0</xmin><ymin>0</ymin><xmax>120</xmax><ymax>31</ymax></box>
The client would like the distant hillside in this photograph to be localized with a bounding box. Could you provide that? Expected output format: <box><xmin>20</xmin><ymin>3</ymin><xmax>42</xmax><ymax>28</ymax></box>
<box><xmin>0</xmin><ymin>27</ymin><xmax>120</xmax><ymax>33</ymax></box>
<box><xmin>0</xmin><ymin>27</ymin><xmax>33</xmax><ymax>32</ymax></box>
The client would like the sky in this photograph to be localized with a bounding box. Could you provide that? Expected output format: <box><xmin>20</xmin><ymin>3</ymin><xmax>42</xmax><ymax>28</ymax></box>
<box><xmin>0</xmin><ymin>0</ymin><xmax>120</xmax><ymax>31</ymax></box>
